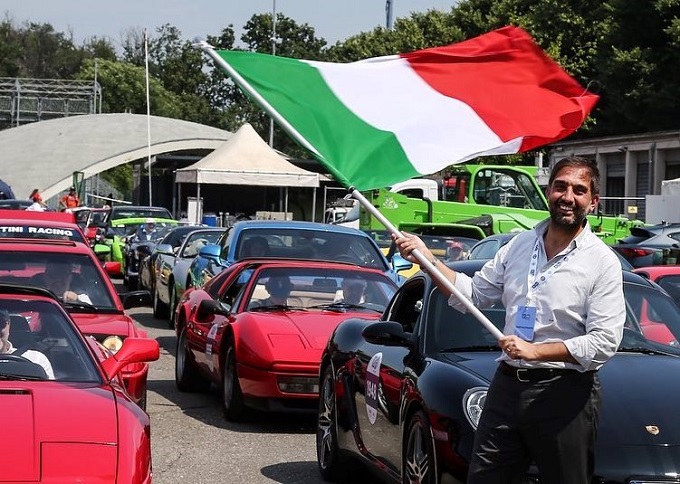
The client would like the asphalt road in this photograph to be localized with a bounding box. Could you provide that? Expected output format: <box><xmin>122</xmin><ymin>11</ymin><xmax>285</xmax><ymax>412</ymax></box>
<box><xmin>126</xmin><ymin>302</ymin><xmax>375</xmax><ymax>484</ymax></box>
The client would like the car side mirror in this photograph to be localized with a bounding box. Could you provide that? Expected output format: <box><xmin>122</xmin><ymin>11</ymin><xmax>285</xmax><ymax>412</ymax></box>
<box><xmin>121</xmin><ymin>290</ymin><xmax>152</xmax><ymax>309</ymax></box>
<box><xmin>196</xmin><ymin>299</ymin><xmax>231</xmax><ymax>321</ymax></box>
<box><xmin>391</xmin><ymin>253</ymin><xmax>413</xmax><ymax>273</ymax></box>
<box><xmin>101</xmin><ymin>338</ymin><xmax>160</xmax><ymax>380</ymax></box>
<box><xmin>156</xmin><ymin>243</ymin><xmax>174</xmax><ymax>256</ymax></box>
<box><xmin>362</xmin><ymin>321</ymin><xmax>416</xmax><ymax>348</ymax></box>
<box><xmin>198</xmin><ymin>243</ymin><xmax>221</xmax><ymax>262</ymax></box>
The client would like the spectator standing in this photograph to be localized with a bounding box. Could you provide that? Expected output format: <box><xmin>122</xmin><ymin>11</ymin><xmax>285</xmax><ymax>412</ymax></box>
<box><xmin>394</xmin><ymin>156</ymin><xmax>625</xmax><ymax>483</ymax></box>
<box><xmin>59</xmin><ymin>187</ymin><xmax>80</xmax><ymax>211</ymax></box>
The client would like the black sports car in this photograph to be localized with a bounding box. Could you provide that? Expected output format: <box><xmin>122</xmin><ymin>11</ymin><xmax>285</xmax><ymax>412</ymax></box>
<box><xmin>317</xmin><ymin>260</ymin><xmax>680</xmax><ymax>483</ymax></box>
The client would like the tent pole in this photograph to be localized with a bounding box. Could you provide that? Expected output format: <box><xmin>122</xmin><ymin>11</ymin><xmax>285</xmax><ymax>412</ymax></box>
<box><xmin>311</xmin><ymin>187</ymin><xmax>317</xmax><ymax>222</ymax></box>
<box><xmin>285</xmin><ymin>187</ymin><xmax>289</xmax><ymax>220</ymax></box>
<box><xmin>177</xmin><ymin>182</ymin><xmax>182</xmax><ymax>217</ymax></box>
<box><xmin>197</xmin><ymin>183</ymin><xmax>202</xmax><ymax>224</ymax></box>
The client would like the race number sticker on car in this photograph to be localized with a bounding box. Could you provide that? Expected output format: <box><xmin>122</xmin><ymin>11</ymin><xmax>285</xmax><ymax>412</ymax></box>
<box><xmin>365</xmin><ymin>352</ymin><xmax>382</xmax><ymax>425</ymax></box>
<box><xmin>206</xmin><ymin>323</ymin><xmax>219</xmax><ymax>370</ymax></box>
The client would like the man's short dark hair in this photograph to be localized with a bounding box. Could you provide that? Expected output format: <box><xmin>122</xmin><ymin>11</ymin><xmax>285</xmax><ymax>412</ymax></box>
<box><xmin>548</xmin><ymin>156</ymin><xmax>600</xmax><ymax>196</ymax></box>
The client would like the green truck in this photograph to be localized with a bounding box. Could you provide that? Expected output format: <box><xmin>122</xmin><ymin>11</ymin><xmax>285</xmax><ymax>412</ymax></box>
<box><xmin>359</xmin><ymin>164</ymin><xmax>642</xmax><ymax>245</ymax></box>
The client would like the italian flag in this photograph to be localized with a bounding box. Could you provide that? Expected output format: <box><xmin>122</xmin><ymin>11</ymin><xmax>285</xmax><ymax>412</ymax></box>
<box><xmin>211</xmin><ymin>26</ymin><xmax>598</xmax><ymax>191</ymax></box>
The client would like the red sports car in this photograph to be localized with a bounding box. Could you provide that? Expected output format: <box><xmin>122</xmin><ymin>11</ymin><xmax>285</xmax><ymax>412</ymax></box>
<box><xmin>0</xmin><ymin>209</ymin><xmax>88</xmax><ymax>244</ymax></box>
<box><xmin>634</xmin><ymin>265</ymin><xmax>680</xmax><ymax>346</ymax></box>
<box><xmin>174</xmin><ymin>259</ymin><xmax>398</xmax><ymax>421</ymax></box>
<box><xmin>0</xmin><ymin>283</ymin><xmax>159</xmax><ymax>483</ymax></box>
<box><xmin>0</xmin><ymin>237</ymin><xmax>154</xmax><ymax>408</ymax></box>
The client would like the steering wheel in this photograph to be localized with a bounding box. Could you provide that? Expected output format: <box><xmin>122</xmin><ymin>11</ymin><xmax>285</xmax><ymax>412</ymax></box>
<box><xmin>0</xmin><ymin>353</ymin><xmax>32</xmax><ymax>364</ymax></box>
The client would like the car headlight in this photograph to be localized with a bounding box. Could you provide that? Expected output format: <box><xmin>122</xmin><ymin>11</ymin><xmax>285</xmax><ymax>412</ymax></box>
<box><xmin>463</xmin><ymin>387</ymin><xmax>487</xmax><ymax>430</ymax></box>
<box><xmin>102</xmin><ymin>335</ymin><xmax>124</xmax><ymax>353</ymax></box>
<box><xmin>277</xmin><ymin>376</ymin><xmax>319</xmax><ymax>394</ymax></box>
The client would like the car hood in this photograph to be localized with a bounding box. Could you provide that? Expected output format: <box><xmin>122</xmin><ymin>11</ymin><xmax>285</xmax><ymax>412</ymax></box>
<box><xmin>70</xmin><ymin>312</ymin><xmax>134</xmax><ymax>338</ymax></box>
<box><xmin>239</xmin><ymin>310</ymin><xmax>381</xmax><ymax>366</ymax></box>
<box><xmin>451</xmin><ymin>351</ymin><xmax>680</xmax><ymax>447</ymax></box>
<box><xmin>0</xmin><ymin>382</ymin><xmax>117</xmax><ymax>482</ymax></box>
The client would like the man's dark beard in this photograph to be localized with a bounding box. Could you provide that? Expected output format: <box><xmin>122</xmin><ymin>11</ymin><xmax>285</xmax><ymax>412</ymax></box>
<box><xmin>549</xmin><ymin>202</ymin><xmax>588</xmax><ymax>229</ymax></box>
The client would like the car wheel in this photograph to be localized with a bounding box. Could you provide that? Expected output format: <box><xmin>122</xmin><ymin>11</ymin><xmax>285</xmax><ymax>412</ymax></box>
<box><xmin>175</xmin><ymin>326</ymin><xmax>209</xmax><ymax>392</ymax></box>
<box><xmin>316</xmin><ymin>364</ymin><xmax>347</xmax><ymax>481</ymax></box>
<box><xmin>137</xmin><ymin>387</ymin><xmax>148</xmax><ymax>412</ymax></box>
<box><xmin>167</xmin><ymin>284</ymin><xmax>177</xmax><ymax>329</ymax></box>
<box><xmin>152</xmin><ymin>286</ymin><xmax>169</xmax><ymax>319</ymax></box>
<box><xmin>221</xmin><ymin>336</ymin><xmax>245</xmax><ymax>421</ymax></box>
<box><xmin>403</xmin><ymin>410</ymin><xmax>437</xmax><ymax>484</ymax></box>
<box><xmin>128</xmin><ymin>273</ymin><xmax>138</xmax><ymax>291</ymax></box>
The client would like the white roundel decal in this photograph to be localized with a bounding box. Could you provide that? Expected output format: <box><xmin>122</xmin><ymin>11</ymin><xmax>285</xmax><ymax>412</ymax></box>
<box><xmin>365</xmin><ymin>352</ymin><xmax>382</xmax><ymax>425</ymax></box>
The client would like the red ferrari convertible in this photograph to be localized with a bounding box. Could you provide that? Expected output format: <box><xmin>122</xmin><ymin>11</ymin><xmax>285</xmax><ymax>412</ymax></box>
<box><xmin>174</xmin><ymin>259</ymin><xmax>398</xmax><ymax>421</ymax></box>
<box><xmin>0</xmin><ymin>284</ymin><xmax>159</xmax><ymax>483</ymax></box>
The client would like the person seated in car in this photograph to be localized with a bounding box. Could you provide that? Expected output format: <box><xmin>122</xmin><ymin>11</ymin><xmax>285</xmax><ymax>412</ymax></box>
<box><xmin>250</xmin><ymin>275</ymin><xmax>292</xmax><ymax>308</ymax></box>
<box><xmin>335</xmin><ymin>279</ymin><xmax>367</xmax><ymax>305</ymax></box>
<box><xmin>31</xmin><ymin>260</ymin><xmax>92</xmax><ymax>305</ymax></box>
<box><xmin>0</xmin><ymin>310</ymin><xmax>54</xmax><ymax>379</ymax></box>
<box><xmin>445</xmin><ymin>241</ymin><xmax>466</xmax><ymax>262</ymax></box>
<box><xmin>136</xmin><ymin>218</ymin><xmax>158</xmax><ymax>241</ymax></box>
<box><xmin>241</xmin><ymin>236</ymin><xmax>270</xmax><ymax>258</ymax></box>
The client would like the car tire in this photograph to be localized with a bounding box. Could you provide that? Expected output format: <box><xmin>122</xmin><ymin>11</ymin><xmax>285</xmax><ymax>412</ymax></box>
<box><xmin>167</xmin><ymin>284</ymin><xmax>177</xmax><ymax>329</ymax></box>
<box><xmin>128</xmin><ymin>274</ymin><xmax>138</xmax><ymax>291</ymax></box>
<box><xmin>152</xmin><ymin>286</ymin><xmax>169</xmax><ymax>320</ymax></box>
<box><xmin>403</xmin><ymin>410</ymin><xmax>438</xmax><ymax>484</ymax></box>
<box><xmin>138</xmin><ymin>387</ymin><xmax>147</xmax><ymax>413</ymax></box>
<box><xmin>316</xmin><ymin>364</ymin><xmax>347</xmax><ymax>481</ymax></box>
<box><xmin>175</xmin><ymin>326</ymin><xmax>209</xmax><ymax>392</ymax></box>
<box><xmin>221</xmin><ymin>336</ymin><xmax>245</xmax><ymax>421</ymax></box>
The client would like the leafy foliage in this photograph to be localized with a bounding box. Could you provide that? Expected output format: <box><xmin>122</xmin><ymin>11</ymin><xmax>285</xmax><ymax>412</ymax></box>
<box><xmin>5</xmin><ymin>3</ymin><xmax>680</xmax><ymax>190</ymax></box>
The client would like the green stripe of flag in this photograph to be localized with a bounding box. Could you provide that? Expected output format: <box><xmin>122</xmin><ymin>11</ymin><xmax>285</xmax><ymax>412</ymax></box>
<box><xmin>217</xmin><ymin>50</ymin><xmax>418</xmax><ymax>190</ymax></box>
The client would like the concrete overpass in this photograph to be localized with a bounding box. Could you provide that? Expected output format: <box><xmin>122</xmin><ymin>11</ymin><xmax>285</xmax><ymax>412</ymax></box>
<box><xmin>0</xmin><ymin>113</ymin><xmax>232</xmax><ymax>201</ymax></box>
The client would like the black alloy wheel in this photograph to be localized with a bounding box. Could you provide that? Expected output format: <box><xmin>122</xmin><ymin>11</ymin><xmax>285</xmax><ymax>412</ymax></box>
<box><xmin>316</xmin><ymin>364</ymin><xmax>346</xmax><ymax>481</ymax></box>
<box><xmin>152</xmin><ymin>286</ymin><xmax>169</xmax><ymax>320</ymax></box>
<box><xmin>403</xmin><ymin>410</ymin><xmax>437</xmax><ymax>484</ymax></box>
<box><xmin>167</xmin><ymin>284</ymin><xmax>177</xmax><ymax>329</ymax></box>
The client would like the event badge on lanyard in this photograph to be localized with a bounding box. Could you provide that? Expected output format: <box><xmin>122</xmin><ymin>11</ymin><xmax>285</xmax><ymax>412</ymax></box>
<box><xmin>515</xmin><ymin>237</ymin><xmax>578</xmax><ymax>341</ymax></box>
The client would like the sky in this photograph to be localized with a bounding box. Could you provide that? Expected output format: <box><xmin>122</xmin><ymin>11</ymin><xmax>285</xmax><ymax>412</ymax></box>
<box><xmin>1</xmin><ymin>0</ymin><xmax>459</xmax><ymax>49</ymax></box>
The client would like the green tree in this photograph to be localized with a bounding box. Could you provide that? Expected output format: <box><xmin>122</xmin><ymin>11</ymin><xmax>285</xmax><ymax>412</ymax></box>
<box><xmin>77</xmin><ymin>58</ymin><xmax>183</xmax><ymax>117</ymax></box>
<box><xmin>327</xmin><ymin>9</ymin><xmax>463</xmax><ymax>61</ymax></box>
<box><xmin>214</xmin><ymin>13</ymin><xmax>327</xmax><ymax>157</ymax></box>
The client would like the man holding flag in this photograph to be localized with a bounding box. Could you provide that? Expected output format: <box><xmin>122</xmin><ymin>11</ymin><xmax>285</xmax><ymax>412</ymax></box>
<box><xmin>201</xmin><ymin>25</ymin><xmax>621</xmax><ymax>482</ymax></box>
<box><xmin>394</xmin><ymin>156</ymin><xmax>625</xmax><ymax>482</ymax></box>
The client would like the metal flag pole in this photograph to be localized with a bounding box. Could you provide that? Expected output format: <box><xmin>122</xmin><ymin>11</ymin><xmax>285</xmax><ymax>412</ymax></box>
<box><xmin>196</xmin><ymin>39</ymin><xmax>502</xmax><ymax>339</ymax></box>
<box><xmin>144</xmin><ymin>28</ymin><xmax>153</xmax><ymax>206</ymax></box>
<box><xmin>349</xmin><ymin>187</ymin><xmax>503</xmax><ymax>340</ymax></box>
<box><xmin>194</xmin><ymin>40</ymin><xmax>323</xmax><ymax>160</ymax></box>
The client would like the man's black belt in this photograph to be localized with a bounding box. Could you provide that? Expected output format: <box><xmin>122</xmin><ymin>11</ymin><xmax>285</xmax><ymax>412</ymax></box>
<box><xmin>499</xmin><ymin>361</ymin><xmax>583</xmax><ymax>382</ymax></box>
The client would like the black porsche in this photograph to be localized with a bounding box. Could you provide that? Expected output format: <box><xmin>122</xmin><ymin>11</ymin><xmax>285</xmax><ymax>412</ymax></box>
<box><xmin>316</xmin><ymin>260</ymin><xmax>680</xmax><ymax>483</ymax></box>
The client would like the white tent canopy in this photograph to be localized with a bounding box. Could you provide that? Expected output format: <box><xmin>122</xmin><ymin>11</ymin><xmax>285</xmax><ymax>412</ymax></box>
<box><xmin>175</xmin><ymin>123</ymin><xmax>320</xmax><ymax>187</ymax></box>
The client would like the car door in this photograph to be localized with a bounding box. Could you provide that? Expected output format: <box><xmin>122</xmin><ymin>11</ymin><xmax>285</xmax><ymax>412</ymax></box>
<box><xmin>204</xmin><ymin>268</ymin><xmax>255</xmax><ymax>379</ymax></box>
<box><xmin>353</xmin><ymin>278</ymin><xmax>426</xmax><ymax>475</ymax></box>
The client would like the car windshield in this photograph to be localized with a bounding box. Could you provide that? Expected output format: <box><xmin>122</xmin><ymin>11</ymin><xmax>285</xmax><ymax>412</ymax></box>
<box><xmin>425</xmin><ymin>281</ymin><xmax>680</xmax><ymax>353</ymax></box>
<box><xmin>0</xmin><ymin>252</ymin><xmax>116</xmax><ymax>310</ymax></box>
<box><xmin>243</xmin><ymin>267</ymin><xmax>397</xmax><ymax>313</ymax></box>
<box><xmin>234</xmin><ymin>228</ymin><xmax>388</xmax><ymax>270</ymax></box>
<box><xmin>181</xmin><ymin>231</ymin><xmax>224</xmax><ymax>258</ymax></box>
<box><xmin>0</xmin><ymin>298</ymin><xmax>100</xmax><ymax>382</ymax></box>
